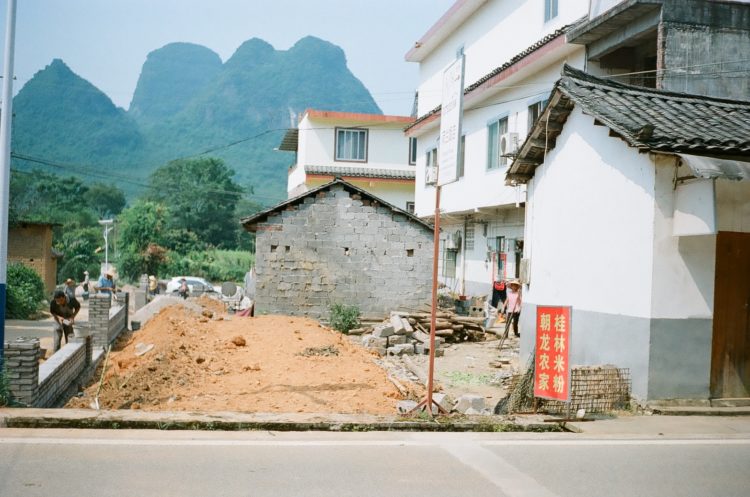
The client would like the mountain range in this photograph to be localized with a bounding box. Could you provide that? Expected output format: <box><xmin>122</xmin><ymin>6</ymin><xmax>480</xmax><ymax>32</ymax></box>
<box><xmin>11</xmin><ymin>36</ymin><xmax>381</xmax><ymax>203</ymax></box>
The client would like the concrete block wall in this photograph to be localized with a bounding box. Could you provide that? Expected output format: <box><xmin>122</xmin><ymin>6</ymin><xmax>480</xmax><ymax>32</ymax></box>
<box><xmin>255</xmin><ymin>185</ymin><xmax>434</xmax><ymax>319</ymax></box>
<box><xmin>90</xmin><ymin>292</ymin><xmax>129</xmax><ymax>350</ymax></box>
<box><xmin>36</xmin><ymin>336</ymin><xmax>90</xmax><ymax>407</ymax></box>
<box><xmin>3</xmin><ymin>337</ymin><xmax>42</xmax><ymax>406</ymax></box>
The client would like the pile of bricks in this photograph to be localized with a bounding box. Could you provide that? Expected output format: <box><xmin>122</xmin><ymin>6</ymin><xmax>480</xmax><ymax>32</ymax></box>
<box><xmin>353</xmin><ymin>310</ymin><xmax>486</xmax><ymax>357</ymax></box>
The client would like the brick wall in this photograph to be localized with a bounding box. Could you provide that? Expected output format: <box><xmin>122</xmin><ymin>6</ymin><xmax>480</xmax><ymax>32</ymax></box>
<box><xmin>8</xmin><ymin>224</ymin><xmax>57</xmax><ymax>293</ymax></box>
<box><xmin>255</xmin><ymin>184</ymin><xmax>434</xmax><ymax>319</ymax></box>
<box><xmin>90</xmin><ymin>292</ymin><xmax>129</xmax><ymax>350</ymax></box>
<box><xmin>2</xmin><ymin>338</ymin><xmax>41</xmax><ymax>406</ymax></box>
<box><xmin>36</xmin><ymin>337</ymin><xmax>89</xmax><ymax>407</ymax></box>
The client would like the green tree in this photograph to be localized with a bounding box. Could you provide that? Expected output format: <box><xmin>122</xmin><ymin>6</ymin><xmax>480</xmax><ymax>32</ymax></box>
<box><xmin>87</xmin><ymin>182</ymin><xmax>127</xmax><ymax>219</ymax></box>
<box><xmin>117</xmin><ymin>200</ymin><xmax>169</xmax><ymax>280</ymax></box>
<box><xmin>147</xmin><ymin>157</ymin><xmax>244</xmax><ymax>248</ymax></box>
<box><xmin>6</xmin><ymin>263</ymin><xmax>46</xmax><ymax>319</ymax></box>
<box><xmin>55</xmin><ymin>226</ymin><xmax>102</xmax><ymax>282</ymax></box>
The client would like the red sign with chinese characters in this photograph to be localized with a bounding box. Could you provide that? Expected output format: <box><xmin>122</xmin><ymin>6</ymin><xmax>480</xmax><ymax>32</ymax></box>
<box><xmin>534</xmin><ymin>306</ymin><xmax>571</xmax><ymax>401</ymax></box>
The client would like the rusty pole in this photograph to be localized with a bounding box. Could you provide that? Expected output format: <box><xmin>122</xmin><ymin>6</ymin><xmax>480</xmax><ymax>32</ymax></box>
<box><xmin>425</xmin><ymin>184</ymin><xmax>441</xmax><ymax>416</ymax></box>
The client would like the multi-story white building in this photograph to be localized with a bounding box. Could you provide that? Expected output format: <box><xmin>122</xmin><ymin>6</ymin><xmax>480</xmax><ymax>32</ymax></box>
<box><xmin>279</xmin><ymin>109</ymin><xmax>417</xmax><ymax>212</ymax></box>
<box><xmin>405</xmin><ymin>0</ymin><xmax>589</xmax><ymax>297</ymax></box>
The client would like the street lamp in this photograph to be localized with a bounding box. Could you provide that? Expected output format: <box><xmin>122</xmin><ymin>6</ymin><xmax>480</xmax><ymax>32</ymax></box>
<box><xmin>98</xmin><ymin>219</ymin><xmax>113</xmax><ymax>273</ymax></box>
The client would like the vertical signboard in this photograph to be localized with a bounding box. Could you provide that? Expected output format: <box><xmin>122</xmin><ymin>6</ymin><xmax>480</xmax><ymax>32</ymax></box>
<box><xmin>438</xmin><ymin>55</ymin><xmax>465</xmax><ymax>186</ymax></box>
<box><xmin>534</xmin><ymin>306</ymin><xmax>571</xmax><ymax>401</ymax></box>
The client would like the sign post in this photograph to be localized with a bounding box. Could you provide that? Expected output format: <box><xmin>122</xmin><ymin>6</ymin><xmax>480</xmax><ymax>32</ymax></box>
<box><xmin>412</xmin><ymin>55</ymin><xmax>464</xmax><ymax>417</ymax></box>
<box><xmin>534</xmin><ymin>306</ymin><xmax>572</xmax><ymax>403</ymax></box>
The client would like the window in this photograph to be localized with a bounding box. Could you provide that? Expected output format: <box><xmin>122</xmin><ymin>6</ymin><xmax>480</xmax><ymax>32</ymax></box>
<box><xmin>528</xmin><ymin>99</ymin><xmax>548</xmax><ymax>131</ymax></box>
<box><xmin>406</xmin><ymin>201</ymin><xmax>415</xmax><ymax>214</ymax></box>
<box><xmin>544</xmin><ymin>0</ymin><xmax>558</xmax><ymax>22</ymax></box>
<box><xmin>443</xmin><ymin>247</ymin><xmax>457</xmax><ymax>279</ymax></box>
<box><xmin>487</xmin><ymin>117</ymin><xmax>508</xmax><ymax>170</ymax></box>
<box><xmin>409</xmin><ymin>137</ymin><xmax>417</xmax><ymax>165</ymax></box>
<box><xmin>465</xmin><ymin>225</ymin><xmax>474</xmax><ymax>251</ymax></box>
<box><xmin>335</xmin><ymin>128</ymin><xmax>367</xmax><ymax>162</ymax></box>
<box><xmin>457</xmin><ymin>135</ymin><xmax>466</xmax><ymax>178</ymax></box>
<box><xmin>425</xmin><ymin>147</ymin><xmax>438</xmax><ymax>185</ymax></box>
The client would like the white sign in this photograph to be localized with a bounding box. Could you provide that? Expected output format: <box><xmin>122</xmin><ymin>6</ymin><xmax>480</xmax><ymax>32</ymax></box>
<box><xmin>438</xmin><ymin>55</ymin><xmax>465</xmax><ymax>186</ymax></box>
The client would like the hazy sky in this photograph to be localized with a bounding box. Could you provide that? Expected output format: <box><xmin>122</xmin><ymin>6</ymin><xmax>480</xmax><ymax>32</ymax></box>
<box><xmin>0</xmin><ymin>0</ymin><xmax>455</xmax><ymax>116</ymax></box>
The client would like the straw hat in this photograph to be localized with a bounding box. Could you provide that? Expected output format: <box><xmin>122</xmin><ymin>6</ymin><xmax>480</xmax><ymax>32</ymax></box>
<box><xmin>508</xmin><ymin>279</ymin><xmax>521</xmax><ymax>286</ymax></box>
<box><xmin>148</xmin><ymin>275</ymin><xmax>156</xmax><ymax>281</ymax></box>
<box><xmin>65</xmin><ymin>278</ymin><xmax>75</xmax><ymax>285</ymax></box>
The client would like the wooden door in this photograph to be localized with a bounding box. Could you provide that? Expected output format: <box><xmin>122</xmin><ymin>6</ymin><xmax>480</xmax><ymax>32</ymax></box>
<box><xmin>711</xmin><ymin>232</ymin><xmax>750</xmax><ymax>398</ymax></box>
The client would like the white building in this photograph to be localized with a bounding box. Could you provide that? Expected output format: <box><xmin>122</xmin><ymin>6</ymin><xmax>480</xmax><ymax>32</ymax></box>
<box><xmin>507</xmin><ymin>65</ymin><xmax>750</xmax><ymax>402</ymax></box>
<box><xmin>279</xmin><ymin>109</ymin><xmax>417</xmax><ymax>212</ymax></box>
<box><xmin>405</xmin><ymin>0</ymin><xmax>589</xmax><ymax>297</ymax></box>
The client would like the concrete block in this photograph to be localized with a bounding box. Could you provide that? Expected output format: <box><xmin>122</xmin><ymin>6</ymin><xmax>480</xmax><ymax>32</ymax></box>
<box><xmin>397</xmin><ymin>400</ymin><xmax>418</xmax><ymax>414</ymax></box>
<box><xmin>387</xmin><ymin>335</ymin><xmax>406</xmax><ymax>346</ymax></box>
<box><xmin>372</xmin><ymin>325</ymin><xmax>395</xmax><ymax>338</ymax></box>
<box><xmin>455</xmin><ymin>394</ymin><xmax>485</xmax><ymax>414</ymax></box>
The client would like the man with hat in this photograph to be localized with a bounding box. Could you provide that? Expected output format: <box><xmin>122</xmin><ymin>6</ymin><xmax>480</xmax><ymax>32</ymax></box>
<box><xmin>64</xmin><ymin>278</ymin><xmax>77</xmax><ymax>301</ymax></box>
<box><xmin>95</xmin><ymin>270</ymin><xmax>116</xmax><ymax>295</ymax></box>
<box><xmin>502</xmin><ymin>279</ymin><xmax>522</xmax><ymax>337</ymax></box>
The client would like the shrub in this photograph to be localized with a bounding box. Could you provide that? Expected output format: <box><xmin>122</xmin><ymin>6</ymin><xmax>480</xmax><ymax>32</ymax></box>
<box><xmin>6</xmin><ymin>263</ymin><xmax>45</xmax><ymax>319</ymax></box>
<box><xmin>0</xmin><ymin>366</ymin><xmax>12</xmax><ymax>407</ymax></box>
<box><xmin>328</xmin><ymin>303</ymin><xmax>360</xmax><ymax>333</ymax></box>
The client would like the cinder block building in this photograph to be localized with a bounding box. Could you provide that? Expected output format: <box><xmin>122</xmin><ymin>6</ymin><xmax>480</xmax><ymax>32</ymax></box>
<box><xmin>8</xmin><ymin>222</ymin><xmax>61</xmax><ymax>293</ymax></box>
<box><xmin>241</xmin><ymin>179</ymin><xmax>434</xmax><ymax>319</ymax></box>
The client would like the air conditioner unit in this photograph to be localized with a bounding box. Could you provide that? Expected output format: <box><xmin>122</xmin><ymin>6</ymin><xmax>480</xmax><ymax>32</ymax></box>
<box><xmin>425</xmin><ymin>166</ymin><xmax>438</xmax><ymax>185</ymax></box>
<box><xmin>452</xmin><ymin>230</ymin><xmax>462</xmax><ymax>250</ymax></box>
<box><xmin>500</xmin><ymin>132</ymin><xmax>520</xmax><ymax>158</ymax></box>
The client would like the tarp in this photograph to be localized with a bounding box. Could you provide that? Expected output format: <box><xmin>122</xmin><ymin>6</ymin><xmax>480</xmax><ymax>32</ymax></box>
<box><xmin>678</xmin><ymin>154</ymin><xmax>750</xmax><ymax>181</ymax></box>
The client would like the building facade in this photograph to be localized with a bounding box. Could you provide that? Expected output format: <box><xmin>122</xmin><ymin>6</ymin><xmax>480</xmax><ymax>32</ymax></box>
<box><xmin>8</xmin><ymin>222</ymin><xmax>60</xmax><ymax>294</ymax></box>
<box><xmin>507</xmin><ymin>65</ymin><xmax>750</xmax><ymax>401</ymax></box>
<box><xmin>242</xmin><ymin>180</ymin><xmax>434</xmax><ymax>319</ymax></box>
<box><xmin>280</xmin><ymin>109</ymin><xmax>417</xmax><ymax>213</ymax></box>
<box><xmin>405</xmin><ymin>0</ymin><xmax>590</xmax><ymax>297</ymax></box>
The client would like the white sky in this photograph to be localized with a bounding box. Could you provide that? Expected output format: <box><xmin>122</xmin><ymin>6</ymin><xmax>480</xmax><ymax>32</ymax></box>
<box><xmin>0</xmin><ymin>0</ymin><xmax>455</xmax><ymax>116</ymax></box>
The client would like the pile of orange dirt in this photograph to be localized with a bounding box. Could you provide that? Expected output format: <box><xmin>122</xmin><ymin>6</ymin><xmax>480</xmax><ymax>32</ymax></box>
<box><xmin>66</xmin><ymin>297</ymin><xmax>417</xmax><ymax>414</ymax></box>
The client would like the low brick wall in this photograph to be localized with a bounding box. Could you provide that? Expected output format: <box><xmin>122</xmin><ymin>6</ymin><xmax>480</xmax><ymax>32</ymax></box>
<box><xmin>3</xmin><ymin>291</ymin><xmax>128</xmax><ymax>408</ymax></box>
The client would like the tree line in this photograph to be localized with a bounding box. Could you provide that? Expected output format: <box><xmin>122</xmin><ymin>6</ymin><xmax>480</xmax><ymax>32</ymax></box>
<box><xmin>10</xmin><ymin>156</ymin><xmax>260</xmax><ymax>285</ymax></box>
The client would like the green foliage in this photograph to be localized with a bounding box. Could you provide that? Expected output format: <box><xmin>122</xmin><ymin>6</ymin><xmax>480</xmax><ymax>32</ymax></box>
<box><xmin>55</xmin><ymin>226</ymin><xmax>102</xmax><ymax>282</ymax></box>
<box><xmin>328</xmin><ymin>303</ymin><xmax>360</xmax><ymax>333</ymax></box>
<box><xmin>164</xmin><ymin>249</ymin><xmax>254</xmax><ymax>282</ymax></box>
<box><xmin>117</xmin><ymin>200</ymin><xmax>169</xmax><ymax>280</ymax></box>
<box><xmin>147</xmin><ymin>157</ymin><xmax>244</xmax><ymax>248</ymax></box>
<box><xmin>6</xmin><ymin>263</ymin><xmax>46</xmax><ymax>319</ymax></box>
<box><xmin>87</xmin><ymin>182</ymin><xmax>126</xmax><ymax>218</ymax></box>
<box><xmin>0</xmin><ymin>365</ymin><xmax>13</xmax><ymax>407</ymax></box>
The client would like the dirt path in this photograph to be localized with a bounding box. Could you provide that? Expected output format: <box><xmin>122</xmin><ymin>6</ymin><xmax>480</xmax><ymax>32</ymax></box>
<box><xmin>67</xmin><ymin>298</ymin><xmax>417</xmax><ymax>414</ymax></box>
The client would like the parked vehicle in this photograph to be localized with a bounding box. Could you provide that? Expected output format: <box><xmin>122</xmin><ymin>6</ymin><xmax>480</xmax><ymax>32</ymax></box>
<box><xmin>165</xmin><ymin>277</ymin><xmax>215</xmax><ymax>295</ymax></box>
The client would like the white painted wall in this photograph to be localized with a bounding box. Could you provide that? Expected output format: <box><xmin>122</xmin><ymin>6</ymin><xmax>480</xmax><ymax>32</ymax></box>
<box><xmin>416</xmin><ymin>0</ymin><xmax>590</xmax><ymax>114</ymax></box>
<box><xmin>287</xmin><ymin>113</ymin><xmax>416</xmax><ymax>201</ymax></box>
<box><xmin>716</xmin><ymin>178</ymin><xmax>750</xmax><ymax>232</ymax></box>
<box><xmin>650</xmin><ymin>154</ymin><xmax>715</xmax><ymax>319</ymax></box>
<box><xmin>523</xmin><ymin>107</ymin><xmax>657</xmax><ymax>316</ymax></box>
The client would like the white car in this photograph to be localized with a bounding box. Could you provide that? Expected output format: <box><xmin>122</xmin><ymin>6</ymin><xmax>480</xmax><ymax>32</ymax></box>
<box><xmin>165</xmin><ymin>277</ymin><xmax>215</xmax><ymax>295</ymax></box>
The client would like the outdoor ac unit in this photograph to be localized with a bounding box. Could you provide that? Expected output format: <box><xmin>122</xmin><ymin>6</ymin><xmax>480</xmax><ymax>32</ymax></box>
<box><xmin>452</xmin><ymin>230</ymin><xmax>462</xmax><ymax>250</ymax></box>
<box><xmin>500</xmin><ymin>132</ymin><xmax>520</xmax><ymax>158</ymax></box>
<box><xmin>425</xmin><ymin>166</ymin><xmax>438</xmax><ymax>185</ymax></box>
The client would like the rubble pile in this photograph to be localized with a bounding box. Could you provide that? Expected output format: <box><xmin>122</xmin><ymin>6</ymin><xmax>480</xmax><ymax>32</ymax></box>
<box><xmin>352</xmin><ymin>310</ymin><xmax>487</xmax><ymax>357</ymax></box>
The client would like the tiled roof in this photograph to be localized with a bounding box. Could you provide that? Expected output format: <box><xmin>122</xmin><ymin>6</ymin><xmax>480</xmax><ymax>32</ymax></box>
<box><xmin>305</xmin><ymin>164</ymin><xmax>415</xmax><ymax>180</ymax></box>
<box><xmin>405</xmin><ymin>22</ymin><xmax>581</xmax><ymax>134</ymax></box>
<box><xmin>507</xmin><ymin>65</ymin><xmax>750</xmax><ymax>183</ymax></box>
<box><xmin>240</xmin><ymin>178</ymin><xmax>431</xmax><ymax>232</ymax></box>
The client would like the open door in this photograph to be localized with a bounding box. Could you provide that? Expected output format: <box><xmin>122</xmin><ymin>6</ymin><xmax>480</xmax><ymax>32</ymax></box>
<box><xmin>711</xmin><ymin>231</ymin><xmax>750</xmax><ymax>399</ymax></box>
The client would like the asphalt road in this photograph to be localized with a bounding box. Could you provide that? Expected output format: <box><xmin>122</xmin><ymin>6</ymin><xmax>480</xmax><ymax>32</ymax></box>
<box><xmin>3</xmin><ymin>320</ymin><xmax>53</xmax><ymax>342</ymax></box>
<box><xmin>0</xmin><ymin>430</ymin><xmax>748</xmax><ymax>497</ymax></box>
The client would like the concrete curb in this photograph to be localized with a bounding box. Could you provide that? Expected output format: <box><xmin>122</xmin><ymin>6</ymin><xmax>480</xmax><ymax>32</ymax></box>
<box><xmin>650</xmin><ymin>406</ymin><xmax>750</xmax><ymax>416</ymax></box>
<box><xmin>0</xmin><ymin>408</ymin><xmax>562</xmax><ymax>433</ymax></box>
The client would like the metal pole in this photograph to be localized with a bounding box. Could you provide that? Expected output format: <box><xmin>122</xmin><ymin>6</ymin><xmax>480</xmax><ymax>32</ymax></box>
<box><xmin>0</xmin><ymin>0</ymin><xmax>18</xmax><ymax>360</ymax></box>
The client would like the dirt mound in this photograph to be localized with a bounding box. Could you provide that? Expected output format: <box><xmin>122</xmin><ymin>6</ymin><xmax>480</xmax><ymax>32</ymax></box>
<box><xmin>67</xmin><ymin>300</ymin><xmax>411</xmax><ymax>414</ymax></box>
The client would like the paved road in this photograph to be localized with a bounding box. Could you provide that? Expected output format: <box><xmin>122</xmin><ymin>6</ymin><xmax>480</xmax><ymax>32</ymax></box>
<box><xmin>0</xmin><ymin>430</ymin><xmax>747</xmax><ymax>497</ymax></box>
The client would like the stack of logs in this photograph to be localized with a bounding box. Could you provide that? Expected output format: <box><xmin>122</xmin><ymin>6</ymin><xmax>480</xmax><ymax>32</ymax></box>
<box><xmin>352</xmin><ymin>309</ymin><xmax>486</xmax><ymax>357</ymax></box>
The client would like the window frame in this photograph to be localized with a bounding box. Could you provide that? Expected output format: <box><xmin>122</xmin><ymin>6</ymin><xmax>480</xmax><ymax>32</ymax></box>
<box><xmin>405</xmin><ymin>201</ymin><xmax>415</xmax><ymax>214</ymax></box>
<box><xmin>408</xmin><ymin>137</ymin><xmax>417</xmax><ymax>165</ymax></box>
<box><xmin>486</xmin><ymin>115</ymin><xmax>509</xmax><ymax>171</ymax></box>
<box><xmin>527</xmin><ymin>98</ymin><xmax>549</xmax><ymax>132</ymax></box>
<box><xmin>334</xmin><ymin>127</ymin><xmax>368</xmax><ymax>163</ymax></box>
<box><xmin>425</xmin><ymin>146</ymin><xmax>438</xmax><ymax>186</ymax></box>
<box><xmin>457</xmin><ymin>134</ymin><xmax>466</xmax><ymax>179</ymax></box>
<box><xmin>544</xmin><ymin>0</ymin><xmax>558</xmax><ymax>22</ymax></box>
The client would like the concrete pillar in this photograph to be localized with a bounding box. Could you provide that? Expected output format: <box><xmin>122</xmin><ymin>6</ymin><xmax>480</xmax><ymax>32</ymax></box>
<box><xmin>89</xmin><ymin>293</ymin><xmax>111</xmax><ymax>350</ymax></box>
<box><xmin>3</xmin><ymin>337</ymin><xmax>40</xmax><ymax>407</ymax></box>
<box><xmin>134</xmin><ymin>274</ymin><xmax>148</xmax><ymax>310</ymax></box>
<box><xmin>72</xmin><ymin>334</ymin><xmax>93</xmax><ymax>367</ymax></box>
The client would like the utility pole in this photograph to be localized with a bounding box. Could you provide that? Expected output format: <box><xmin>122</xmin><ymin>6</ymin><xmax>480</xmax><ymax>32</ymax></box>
<box><xmin>0</xmin><ymin>0</ymin><xmax>18</xmax><ymax>360</ymax></box>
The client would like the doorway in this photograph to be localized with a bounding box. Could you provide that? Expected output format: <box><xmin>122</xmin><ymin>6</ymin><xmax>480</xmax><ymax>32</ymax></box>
<box><xmin>711</xmin><ymin>231</ymin><xmax>750</xmax><ymax>398</ymax></box>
